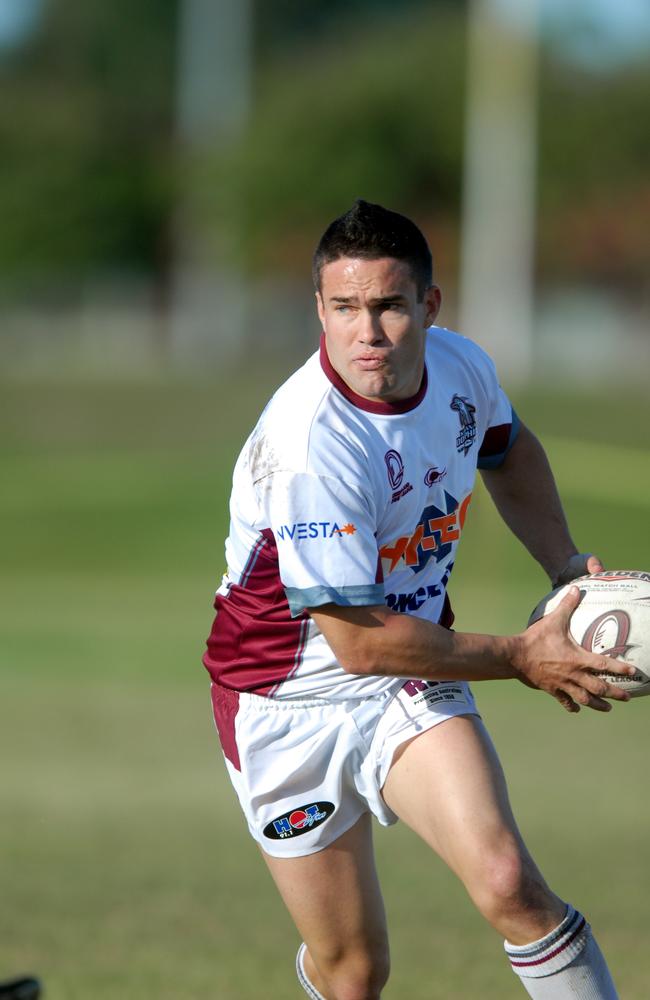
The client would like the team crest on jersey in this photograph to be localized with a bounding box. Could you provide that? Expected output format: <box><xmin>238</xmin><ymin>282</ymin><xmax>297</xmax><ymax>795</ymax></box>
<box><xmin>450</xmin><ymin>394</ymin><xmax>477</xmax><ymax>455</ymax></box>
<box><xmin>384</xmin><ymin>449</ymin><xmax>413</xmax><ymax>503</ymax></box>
<box><xmin>384</xmin><ymin>449</ymin><xmax>404</xmax><ymax>488</ymax></box>
<box><xmin>379</xmin><ymin>491</ymin><xmax>472</xmax><ymax>574</ymax></box>
<box><xmin>264</xmin><ymin>802</ymin><xmax>335</xmax><ymax>840</ymax></box>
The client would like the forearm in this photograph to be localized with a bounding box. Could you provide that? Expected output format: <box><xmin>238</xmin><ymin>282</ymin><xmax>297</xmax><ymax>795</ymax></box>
<box><xmin>310</xmin><ymin>596</ymin><xmax>634</xmax><ymax>714</ymax></box>
<box><xmin>311</xmin><ymin>603</ymin><xmax>519</xmax><ymax>682</ymax></box>
<box><xmin>480</xmin><ymin>424</ymin><xmax>577</xmax><ymax>582</ymax></box>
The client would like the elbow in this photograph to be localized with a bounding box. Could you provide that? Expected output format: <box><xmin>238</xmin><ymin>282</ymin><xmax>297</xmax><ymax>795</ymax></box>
<box><xmin>309</xmin><ymin>603</ymin><xmax>395</xmax><ymax>676</ymax></box>
<box><xmin>337</xmin><ymin>641</ymin><xmax>384</xmax><ymax>676</ymax></box>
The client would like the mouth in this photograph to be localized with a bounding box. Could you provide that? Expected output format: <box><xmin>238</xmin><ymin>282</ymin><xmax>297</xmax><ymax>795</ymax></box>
<box><xmin>354</xmin><ymin>354</ymin><xmax>388</xmax><ymax>371</ymax></box>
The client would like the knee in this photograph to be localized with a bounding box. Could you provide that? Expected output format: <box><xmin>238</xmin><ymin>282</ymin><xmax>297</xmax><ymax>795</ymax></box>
<box><xmin>323</xmin><ymin>944</ymin><xmax>390</xmax><ymax>1000</ymax></box>
<box><xmin>471</xmin><ymin>847</ymin><xmax>548</xmax><ymax>928</ymax></box>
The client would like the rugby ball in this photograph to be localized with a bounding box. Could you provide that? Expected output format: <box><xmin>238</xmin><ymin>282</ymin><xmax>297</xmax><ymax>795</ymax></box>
<box><xmin>528</xmin><ymin>571</ymin><xmax>650</xmax><ymax>698</ymax></box>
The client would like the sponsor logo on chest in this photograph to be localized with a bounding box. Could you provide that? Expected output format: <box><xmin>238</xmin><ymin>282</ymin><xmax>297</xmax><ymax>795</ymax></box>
<box><xmin>379</xmin><ymin>491</ymin><xmax>472</xmax><ymax>574</ymax></box>
<box><xmin>275</xmin><ymin>521</ymin><xmax>356</xmax><ymax>540</ymax></box>
<box><xmin>386</xmin><ymin>560</ymin><xmax>454</xmax><ymax>612</ymax></box>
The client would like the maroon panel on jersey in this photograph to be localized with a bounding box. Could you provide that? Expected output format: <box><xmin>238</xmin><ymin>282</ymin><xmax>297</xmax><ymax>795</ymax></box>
<box><xmin>211</xmin><ymin>683</ymin><xmax>241</xmax><ymax>770</ymax></box>
<box><xmin>203</xmin><ymin>529</ymin><xmax>310</xmax><ymax>697</ymax></box>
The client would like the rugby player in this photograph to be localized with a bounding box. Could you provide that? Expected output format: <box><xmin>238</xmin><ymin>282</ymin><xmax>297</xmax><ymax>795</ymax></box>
<box><xmin>203</xmin><ymin>200</ymin><xmax>631</xmax><ymax>999</ymax></box>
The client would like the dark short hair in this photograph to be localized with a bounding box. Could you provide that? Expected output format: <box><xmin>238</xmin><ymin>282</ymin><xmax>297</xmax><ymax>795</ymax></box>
<box><xmin>312</xmin><ymin>199</ymin><xmax>433</xmax><ymax>299</ymax></box>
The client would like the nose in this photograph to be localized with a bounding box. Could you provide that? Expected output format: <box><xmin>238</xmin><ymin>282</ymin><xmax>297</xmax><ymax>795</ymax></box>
<box><xmin>357</xmin><ymin>307</ymin><xmax>384</xmax><ymax>345</ymax></box>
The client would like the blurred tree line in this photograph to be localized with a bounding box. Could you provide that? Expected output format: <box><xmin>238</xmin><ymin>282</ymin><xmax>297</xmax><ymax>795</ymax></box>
<box><xmin>0</xmin><ymin>0</ymin><xmax>647</xmax><ymax>305</ymax></box>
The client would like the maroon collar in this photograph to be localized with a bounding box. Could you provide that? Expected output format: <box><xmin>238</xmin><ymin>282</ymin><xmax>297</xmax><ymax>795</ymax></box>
<box><xmin>319</xmin><ymin>333</ymin><xmax>427</xmax><ymax>415</ymax></box>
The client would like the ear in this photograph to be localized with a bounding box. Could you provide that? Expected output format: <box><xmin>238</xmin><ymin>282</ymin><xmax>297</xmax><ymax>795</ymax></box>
<box><xmin>315</xmin><ymin>291</ymin><xmax>326</xmax><ymax>328</ymax></box>
<box><xmin>423</xmin><ymin>285</ymin><xmax>442</xmax><ymax>327</ymax></box>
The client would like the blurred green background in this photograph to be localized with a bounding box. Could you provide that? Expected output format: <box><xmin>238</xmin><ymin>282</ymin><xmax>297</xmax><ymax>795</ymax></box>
<box><xmin>1</xmin><ymin>1</ymin><xmax>649</xmax><ymax>998</ymax></box>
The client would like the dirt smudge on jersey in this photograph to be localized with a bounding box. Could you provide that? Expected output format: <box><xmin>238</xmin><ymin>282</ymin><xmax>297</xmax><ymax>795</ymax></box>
<box><xmin>249</xmin><ymin>429</ymin><xmax>282</xmax><ymax>487</ymax></box>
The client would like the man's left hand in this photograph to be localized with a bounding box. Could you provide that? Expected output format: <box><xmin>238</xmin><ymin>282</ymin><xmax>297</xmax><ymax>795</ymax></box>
<box><xmin>551</xmin><ymin>553</ymin><xmax>604</xmax><ymax>589</ymax></box>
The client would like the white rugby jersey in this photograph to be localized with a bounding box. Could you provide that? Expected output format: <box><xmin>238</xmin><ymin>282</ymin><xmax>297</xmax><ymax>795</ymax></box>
<box><xmin>204</xmin><ymin>327</ymin><xmax>518</xmax><ymax>701</ymax></box>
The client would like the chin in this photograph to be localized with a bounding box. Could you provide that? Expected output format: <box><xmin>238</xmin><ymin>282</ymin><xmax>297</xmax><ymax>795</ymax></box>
<box><xmin>355</xmin><ymin>377</ymin><xmax>390</xmax><ymax>401</ymax></box>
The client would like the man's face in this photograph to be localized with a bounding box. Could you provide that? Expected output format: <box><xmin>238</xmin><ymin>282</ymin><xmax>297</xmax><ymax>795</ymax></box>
<box><xmin>316</xmin><ymin>256</ymin><xmax>441</xmax><ymax>403</ymax></box>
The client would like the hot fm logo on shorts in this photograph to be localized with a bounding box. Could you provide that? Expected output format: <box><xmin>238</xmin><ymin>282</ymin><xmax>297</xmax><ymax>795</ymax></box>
<box><xmin>264</xmin><ymin>802</ymin><xmax>335</xmax><ymax>840</ymax></box>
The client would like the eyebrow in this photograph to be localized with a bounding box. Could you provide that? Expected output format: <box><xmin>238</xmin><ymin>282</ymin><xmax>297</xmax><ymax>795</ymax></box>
<box><xmin>329</xmin><ymin>294</ymin><xmax>407</xmax><ymax>305</ymax></box>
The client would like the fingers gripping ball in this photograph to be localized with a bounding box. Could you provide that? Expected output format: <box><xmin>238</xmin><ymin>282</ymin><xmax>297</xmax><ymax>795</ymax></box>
<box><xmin>528</xmin><ymin>571</ymin><xmax>650</xmax><ymax>698</ymax></box>
<box><xmin>551</xmin><ymin>552</ymin><xmax>601</xmax><ymax>588</ymax></box>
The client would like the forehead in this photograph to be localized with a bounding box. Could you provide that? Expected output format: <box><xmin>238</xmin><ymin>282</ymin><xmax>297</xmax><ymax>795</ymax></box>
<box><xmin>319</xmin><ymin>257</ymin><xmax>416</xmax><ymax>299</ymax></box>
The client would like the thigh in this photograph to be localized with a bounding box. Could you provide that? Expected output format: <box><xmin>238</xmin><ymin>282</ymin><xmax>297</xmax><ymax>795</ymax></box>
<box><xmin>261</xmin><ymin>812</ymin><xmax>388</xmax><ymax>965</ymax></box>
<box><xmin>381</xmin><ymin>715</ymin><xmax>566</xmax><ymax>942</ymax></box>
<box><xmin>382</xmin><ymin>714</ymin><xmax>530</xmax><ymax>881</ymax></box>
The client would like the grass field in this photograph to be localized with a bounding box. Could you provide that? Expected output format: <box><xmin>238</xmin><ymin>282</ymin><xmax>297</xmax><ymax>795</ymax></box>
<box><xmin>1</xmin><ymin>374</ymin><xmax>649</xmax><ymax>998</ymax></box>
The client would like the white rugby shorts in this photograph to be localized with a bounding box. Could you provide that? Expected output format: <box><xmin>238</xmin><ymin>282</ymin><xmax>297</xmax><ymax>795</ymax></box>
<box><xmin>212</xmin><ymin>678</ymin><xmax>479</xmax><ymax>858</ymax></box>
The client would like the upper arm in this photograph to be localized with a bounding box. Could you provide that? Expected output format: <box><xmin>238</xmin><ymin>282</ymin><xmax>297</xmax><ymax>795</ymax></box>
<box><xmin>478</xmin><ymin>421</ymin><xmax>578</xmax><ymax>579</ymax></box>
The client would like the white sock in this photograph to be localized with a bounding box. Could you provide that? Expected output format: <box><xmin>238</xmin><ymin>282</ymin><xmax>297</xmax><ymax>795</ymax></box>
<box><xmin>296</xmin><ymin>943</ymin><xmax>327</xmax><ymax>1000</ymax></box>
<box><xmin>504</xmin><ymin>904</ymin><xmax>618</xmax><ymax>998</ymax></box>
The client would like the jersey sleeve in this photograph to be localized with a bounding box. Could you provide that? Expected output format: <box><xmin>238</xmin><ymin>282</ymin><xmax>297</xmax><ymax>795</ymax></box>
<box><xmin>259</xmin><ymin>470</ymin><xmax>384</xmax><ymax>617</ymax></box>
<box><xmin>474</xmin><ymin>348</ymin><xmax>520</xmax><ymax>470</ymax></box>
<box><xmin>478</xmin><ymin>406</ymin><xmax>520</xmax><ymax>469</ymax></box>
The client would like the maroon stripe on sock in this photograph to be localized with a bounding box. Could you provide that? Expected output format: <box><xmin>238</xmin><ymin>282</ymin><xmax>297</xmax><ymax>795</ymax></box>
<box><xmin>509</xmin><ymin>917</ymin><xmax>586</xmax><ymax>969</ymax></box>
